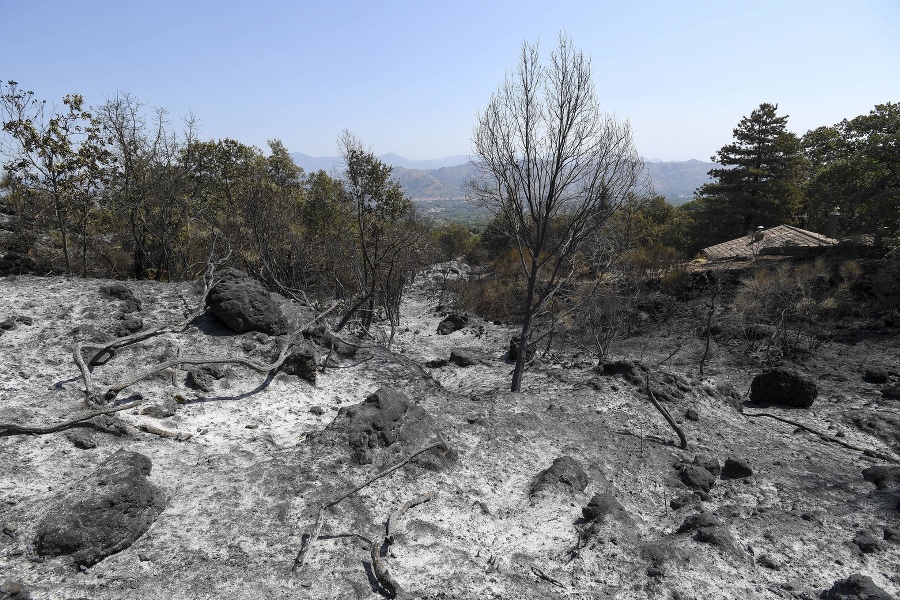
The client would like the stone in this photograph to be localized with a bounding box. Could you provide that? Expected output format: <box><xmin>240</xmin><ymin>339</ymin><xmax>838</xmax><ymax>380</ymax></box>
<box><xmin>336</xmin><ymin>386</ymin><xmax>454</xmax><ymax>470</ymax></box>
<box><xmin>679</xmin><ymin>465</ymin><xmax>717</xmax><ymax>492</ymax></box>
<box><xmin>684</xmin><ymin>408</ymin><xmax>699</xmax><ymax>421</ymax></box>
<box><xmin>449</xmin><ymin>349</ymin><xmax>486</xmax><ymax>367</ymax></box>
<box><xmin>669</xmin><ymin>493</ymin><xmax>700</xmax><ymax>510</ymax></box>
<box><xmin>309</xmin><ymin>406</ymin><xmax>324</xmax><ymax>416</ymax></box>
<box><xmin>530</xmin><ymin>456</ymin><xmax>588</xmax><ymax>495</ymax></box>
<box><xmin>821</xmin><ymin>574</ymin><xmax>892</xmax><ymax>600</ymax></box>
<box><xmin>676</xmin><ymin>512</ymin><xmax>741</xmax><ymax>556</ymax></box>
<box><xmin>0</xmin><ymin>579</ymin><xmax>32</xmax><ymax>600</ymax></box>
<box><xmin>863</xmin><ymin>368</ymin><xmax>889</xmax><ymax>384</ymax></box>
<box><xmin>139</xmin><ymin>397</ymin><xmax>178</xmax><ymax>419</ymax></box>
<box><xmin>862</xmin><ymin>465</ymin><xmax>900</xmax><ymax>489</ymax></box>
<box><xmin>852</xmin><ymin>411</ymin><xmax>900</xmax><ymax>451</ymax></box>
<box><xmin>33</xmin><ymin>451</ymin><xmax>165</xmax><ymax>567</ymax></box>
<box><xmin>721</xmin><ymin>457</ymin><xmax>753</xmax><ymax>479</ymax></box>
<box><xmin>437</xmin><ymin>313</ymin><xmax>468</xmax><ymax>335</ymax></box>
<box><xmin>280</xmin><ymin>343</ymin><xmax>318</xmax><ymax>383</ymax></box>
<box><xmin>582</xmin><ymin>492</ymin><xmax>623</xmax><ymax>522</ymax></box>
<box><xmin>113</xmin><ymin>317</ymin><xmax>143</xmax><ymax>338</ymax></box>
<box><xmin>0</xmin><ymin>317</ymin><xmax>16</xmax><ymax>331</ymax></box>
<box><xmin>598</xmin><ymin>360</ymin><xmax>648</xmax><ymax>387</ymax></box>
<box><xmin>99</xmin><ymin>283</ymin><xmax>142</xmax><ymax>313</ymax></box>
<box><xmin>186</xmin><ymin>365</ymin><xmax>227</xmax><ymax>393</ymax></box>
<box><xmin>65</xmin><ymin>430</ymin><xmax>97</xmax><ymax>450</ymax></box>
<box><xmin>206</xmin><ymin>268</ymin><xmax>288</xmax><ymax>335</ymax></box>
<box><xmin>749</xmin><ymin>367</ymin><xmax>817</xmax><ymax>408</ymax></box>
<box><xmin>882</xmin><ymin>384</ymin><xmax>900</xmax><ymax>400</ymax></box>
<box><xmin>425</xmin><ymin>358</ymin><xmax>449</xmax><ymax>368</ymax></box>
<box><xmin>853</xmin><ymin>529</ymin><xmax>880</xmax><ymax>554</ymax></box>
<box><xmin>692</xmin><ymin>455</ymin><xmax>721</xmax><ymax>476</ymax></box>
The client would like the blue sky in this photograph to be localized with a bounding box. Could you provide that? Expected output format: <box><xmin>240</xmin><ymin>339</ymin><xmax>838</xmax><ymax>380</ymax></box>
<box><xmin>3</xmin><ymin>0</ymin><xmax>899</xmax><ymax>161</ymax></box>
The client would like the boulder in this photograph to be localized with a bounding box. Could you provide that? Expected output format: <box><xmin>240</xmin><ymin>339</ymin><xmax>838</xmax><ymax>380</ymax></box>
<box><xmin>582</xmin><ymin>492</ymin><xmax>624</xmax><ymax>523</ymax></box>
<box><xmin>749</xmin><ymin>367</ymin><xmax>817</xmax><ymax>408</ymax></box>
<box><xmin>864</xmin><ymin>368</ymin><xmax>889</xmax><ymax>384</ymax></box>
<box><xmin>508</xmin><ymin>335</ymin><xmax>536</xmax><ymax>362</ymax></box>
<box><xmin>280</xmin><ymin>342</ymin><xmax>318</xmax><ymax>383</ymax></box>
<box><xmin>113</xmin><ymin>316</ymin><xmax>143</xmax><ymax>338</ymax></box>
<box><xmin>530</xmin><ymin>456</ymin><xmax>588</xmax><ymax>495</ymax></box>
<box><xmin>337</xmin><ymin>387</ymin><xmax>454</xmax><ymax>470</ymax></box>
<box><xmin>882</xmin><ymin>384</ymin><xmax>900</xmax><ymax>400</ymax></box>
<box><xmin>206</xmin><ymin>268</ymin><xmax>288</xmax><ymax>335</ymax></box>
<box><xmin>437</xmin><ymin>313</ymin><xmax>468</xmax><ymax>335</ymax></box>
<box><xmin>862</xmin><ymin>465</ymin><xmax>900</xmax><ymax>490</ymax></box>
<box><xmin>679</xmin><ymin>465</ymin><xmax>717</xmax><ymax>493</ymax></box>
<box><xmin>99</xmin><ymin>283</ymin><xmax>142</xmax><ymax>314</ymax></box>
<box><xmin>676</xmin><ymin>511</ymin><xmax>741</xmax><ymax>556</ymax></box>
<box><xmin>721</xmin><ymin>457</ymin><xmax>753</xmax><ymax>479</ymax></box>
<box><xmin>821</xmin><ymin>574</ymin><xmax>893</xmax><ymax>600</ymax></box>
<box><xmin>34</xmin><ymin>451</ymin><xmax>165</xmax><ymax>567</ymax></box>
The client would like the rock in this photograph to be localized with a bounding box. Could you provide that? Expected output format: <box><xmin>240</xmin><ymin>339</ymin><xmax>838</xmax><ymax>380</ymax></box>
<box><xmin>749</xmin><ymin>367</ymin><xmax>817</xmax><ymax>408</ymax></box>
<box><xmin>582</xmin><ymin>492</ymin><xmax>623</xmax><ymax>522</ymax></box>
<box><xmin>882</xmin><ymin>384</ymin><xmax>900</xmax><ymax>400</ymax></box>
<box><xmin>186</xmin><ymin>365</ymin><xmax>227</xmax><ymax>393</ymax></box>
<box><xmin>684</xmin><ymin>408</ymin><xmax>699</xmax><ymax>421</ymax></box>
<box><xmin>0</xmin><ymin>317</ymin><xmax>16</xmax><ymax>331</ymax></box>
<box><xmin>721</xmin><ymin>457</ymin><xmax>753</xmax><ymax>479</ymax></box>
<box><xmin>206</xmin><ymin>268</ymin><xmax>288</xmax><ymax>335</ymax></box>
<box><xmin>864</xmin><ymin>368</ymin><xmax>889</xmax><ymax>384</ymax></box>
<box><xmin>670</xmin><ymin>493</ymin><xmax>700</xmax><ymax>510</ymax></box>
<box><xmin>140</xmin><ymin>397</ymin><xmax>178</xmax><ymax>419</ymax></box>
<box><xmin>449</xmin><ymin>348</ymin><xmax>487</xmax><ymax>367</ymax></box>
<box><xmin>853</xmin><ymin>529</ymin><xmax>880</xmax><ymax>553</ymax></box>
<box><xmin>821</xmin><ymin>574</ymin><xmax>893</xmax><ymax>600</ymax></box>
<box><xmin>14</xmin><ymin>315</ymin><xmax>31</xmax><ymax>326</ymax></box>
<box><xmin>113</xmin><ymin>316</ymin><xmax>143</xmax><ymax>338</ymax></box>
<box><xmin>862</xmin><ymin>465</ymin><xmax>900</xmax><ymax>489</ymax></box>
<box><xmin>852</xmin><ymin>411</ymin><xmax>900</xmax><ymax>451</ymax></box>
<box><xmin>437</xmin><ymin>313</ymin><xmax>468</xmax><ymax>335</ymax></box>
<box><xmin>65</xmin><ymin>430</ymin><xmax>97</xmax><ymax>450</ymax></box>
<box><xmin>598</xmin><ymin>360</ymin><xmax>647</xmax><ymax>387</ymax></box>
<box><xmin>280</xmin><ymin>343</ymin><xmax>318</xmax><ymax>383</ymax></box>
<box><xmin>337</xmin><ymin>386</ymin><xmax>454</xmax><ymax>470</ymax></box>
<box><xmin>0</xmin><ymin>579</ymin><xmax>32</xmax><ymax>600</ymax></box>
<box><xmin>99</xmin><ymin>283</ymin><xmax>142</xmax><ymax>313</ymax></box>
<box><xmin>33</xmin><ymin>451</ymin><xmax>165</xmax><ymax>567</ymax></box>
<box><xmin>425</xmin><ymin>358</ymin><xmax>449</xmax><ymax>368</ymax></box>
<box><xmin>676</xmin><ymin>511</ymin><xmax>723</xmax><ymax>533</ymax></box>
<box><xmin>89</xmin><ymin>415</ymin><xmax>133</xmax><ymax>437</ymax></box>
<box><xmin>676</xmin><ymin>512</ymin><xmax>741</xmax><ymax>556</ymax></box>
<box><xmin>304</xmin><ymin>325</ymin><xmax>357</xmax><ymax>358</ymax></box>
<box><xmin>309</xmin><ymin>406</ymin><xmax>324</xmax><ymax>416</ymax></box>
<box><xmin>679</xmin><ymin>465</ymin><xmax>717</xmax><ymax>493</ymax></box>
<box><xmin>530</xmin><ymin>456</ymin><xmax>588</xmax><ymax>495</ymax></box>
<box><xmin>692</xmin><ymin>455</ymin><xmax>721</xmax><ymax>477</ymax></box>
<box><xmin>508</xmin><ymin>335</ymin><xmax>536</xmax><ymax>362</ymax></box>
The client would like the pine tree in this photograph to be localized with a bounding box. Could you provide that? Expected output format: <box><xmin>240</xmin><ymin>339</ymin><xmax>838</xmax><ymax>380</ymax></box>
<box><xmin>695</xmin><ymin>103</ymin><xmax>803</xmax><ymax>244</ymax></box>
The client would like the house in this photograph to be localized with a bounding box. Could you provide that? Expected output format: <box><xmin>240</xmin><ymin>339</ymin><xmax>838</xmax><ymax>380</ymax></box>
<box><xmin>702</xmin><ymin>225</ymin><xmax>838</xmax><ymax>261</ymax></box>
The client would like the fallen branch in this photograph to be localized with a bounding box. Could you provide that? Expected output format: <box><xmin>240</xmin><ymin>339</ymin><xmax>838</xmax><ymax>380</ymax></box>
<box><xmin>645</xmin><ymin>373</ymin><xmax>688</xmax><ymax>449</ymax></box>
<box><xmin>531</xmin><ymin>565</ymin><xmax>565</xmax><ymax>589</ymax></box>
<box><xmin>136</xmin><ymin>422</ymin><xmax>193</xmax><ymax>442</ymax></box>
<box><xmin>0</xmin><ymin>400</ymin><xmax>142</xmax><ymax>436</ymax></box>
<box><xmin>744</xmin><ymin>411</ymin><xmax>899</xmax><ymax>463</ymax></box>
<box><xmin>372</xmin><ymin>491</ymin><xmax>435</xmax><ymax>599</ymax></box>
<box><xmin>386</xmin><ymin>491</ymin><xmax>434</xmax><ymax>545</ymax></box>
<box><xmin>291</xmin><ymin>443</ymin><xmax>444</xmax><ymax>576</ymax></box>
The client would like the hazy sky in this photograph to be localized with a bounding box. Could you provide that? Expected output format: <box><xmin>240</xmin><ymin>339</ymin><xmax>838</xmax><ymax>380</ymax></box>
<box><xmin>3</xmin><ymin>0</ymin><xmax>898</xmax><ymax>162</ymax></box>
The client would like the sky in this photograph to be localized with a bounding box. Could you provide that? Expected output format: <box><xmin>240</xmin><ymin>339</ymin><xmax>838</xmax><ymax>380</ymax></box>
<box><xmin>2</xmin><ymin>0</ymin><xmax>899</xmax><ymax>162</ymax></box>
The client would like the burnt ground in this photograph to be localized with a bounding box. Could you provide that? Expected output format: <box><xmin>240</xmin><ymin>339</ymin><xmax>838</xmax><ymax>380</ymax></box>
<box><xmin>0</xmin><ymin>259</ymin><xmax>899</xmax><ymax>599</ymax></box>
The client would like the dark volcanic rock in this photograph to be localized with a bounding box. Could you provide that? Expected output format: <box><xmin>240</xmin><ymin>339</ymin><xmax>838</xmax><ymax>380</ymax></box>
<box><xmin>721</xmin><ymin>457</ymin><xmax>753</xmax><ymax>479</ymax></box>
<box><xmin>670</xmin><ymin>493</ymin><xmax>700</xmax><ymax>510</ymax></box>
<box><xmin>679</xmin><ymin>465</ymin><xmax>717</xmax><ymax>492</ymax></box>
<box><xmin>186</xmin><ymin>365</ymin><xmax>227</xmax><ymax>392</ymax></box>
<box><xmin>676</xmin><ymin>512</ymin><xmax>741</xmax><ymax>555</ymax></box>
<box><xmin>692</xmin><ymin>455</ymin><xmax>721</xmax><ymax>477</ymax></box>
<box><xmin>882</xmin><ymin>384</ymin><xmax>900</xmax><ymax>400</ymax></box>
<box><xmin>206</xmin><ymin>268</ymin><xmax>288</xmax><ymax>335</ymax></box>
<box><xmin>113</xmin><ymin>316</ymin><xmax>143</xmax><ymax>338</ymax></box>
<box><xmin>65</xmin><ymin>430</ymin><xmax>97</xmax><ymax>450</ymax></box>
<box><xmin>99</xmin><ymin>283</ymin><xmax>142</xmax><ymax>314</ymax></box>
<box><xmin>582</xmin><ymin>492</ymin><xmax>624</xmax><ymax>523</ymax></box>
<box><xmin>821</xmin><ymin>574</ymin><xmax>893</xmax><ymax>599</ymax></box>
<box><xmin>34</xmin><ymin>450</ymin><xmax>165</xmax><ymax>567</ymax></box>
<box><xmin>530</xmin><ymin>456</ymin><xmax>588</xmax><ymax>495</ymax></box>
<box><xmin>864</xmin><ymin>368</ymin><xmax>889</xmax><ymax>384</ymax></box>
<box><xmin>280</xmin><ymin>342</ymin><xmax>318</xmax><ymax>383</ymax></box>
<box><xmin>337</xmin><ymin>386</ymin><xmax>454</xmax><ymax>470</ymax></box>
<box><xmin>853</xmin><ymin>529</ymin><xmax>881</xmax><ymax>554</ymax></box>
<box><xmin>862</xmin><ymin>465</ymin><xmax>900</xmax><ymax>489</ymax></box>
<box><xmin>749</xmin><ymin>367</ymin><xmax>817</xmax><ymax>408</ymax></box>
<box><xmin>437</xmin><ymin>313</ymin><xmax>468</xmax><ymax>335</ymax></box>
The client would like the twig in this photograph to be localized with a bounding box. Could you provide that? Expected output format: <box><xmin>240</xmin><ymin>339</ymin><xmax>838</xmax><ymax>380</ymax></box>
<box><xmin>291</xmin><ymin>443</ymin><xmax>445</xmax><ymax>577</ymax></box>
<box><xmin>386</xmin><ymin>492</ymin><xmax>434</xmax><ymax>545</ymax></box>
<box><xmin>0</xmin><ymin>400</ymin><xmax>142</xmax><ymax>436</ymax></box>
<box><xmin>744</xmin><ymin>411</ymin><xmax>899</xmax><ymax>463</ymax></box>
<box><xmin>531</xmin><ymin>565</ymin><xmax>565</xmax><ymax>588</ymax></box>
<box><xmin>371</xmin><ymin>540</ymin><xmax>405</xmax><ymax>598</ymax></box>
<box><xmin>645</xmin><ymin>373</ymin><xmax>688</xmax><ymax>449</ymax></box>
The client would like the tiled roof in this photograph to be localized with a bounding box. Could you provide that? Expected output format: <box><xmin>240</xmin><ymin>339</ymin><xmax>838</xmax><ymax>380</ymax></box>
<box><xmin>702</xmin><ymin>225</ymin><xmax>837</xmax><ymax>260</ymax></box>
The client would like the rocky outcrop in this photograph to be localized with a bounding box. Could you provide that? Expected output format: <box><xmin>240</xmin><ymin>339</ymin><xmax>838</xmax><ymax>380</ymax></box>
<box><xmin>99</xmin><ymin>283</ymin><xmax>142</xmax><ymax>314</ymax></box>
<box><xmin>335</xmin><ymin>386</ymin><xmax>454</xmax><ymax>470</ymax></box>
<box><xmin>749</xmin><ymin>367</ymin><xmax>817</xmax><ymax>408</ymax></box>
<box><xmin>206</xmin><ymin>268</ymin><xmax>288</xmax><ymax>335</ymax></box>
<box><xmin>33</xmin><ymin>451</ymin><xmax>165</xmax><ymax>567</ymax></box>
<box><xmin>821</xmin><ymin>574</ymin><xmax>892</xmax><ymax>600</ymax></box>
<box><xmin>530</xmin><ymin>456</ymin><xmax>588</xmax><ymax>496</ymax></box>
<box><xmin>437</xmin><ymin>313</ymin><xmax>468</xmax><ymax>335</ymax></box>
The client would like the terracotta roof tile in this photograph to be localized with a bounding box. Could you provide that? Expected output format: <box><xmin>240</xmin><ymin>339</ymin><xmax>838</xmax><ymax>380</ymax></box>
<box><xmin>702</xmin><ymin>225</ymin><xmax>837</xmax><ymax>260</ymax></box>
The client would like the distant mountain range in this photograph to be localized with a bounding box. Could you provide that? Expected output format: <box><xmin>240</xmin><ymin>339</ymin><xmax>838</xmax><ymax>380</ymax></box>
<box><xmin>290</xmin><ymin>153</ymin><xmax>715</xmax><ymax>219</ymax></box>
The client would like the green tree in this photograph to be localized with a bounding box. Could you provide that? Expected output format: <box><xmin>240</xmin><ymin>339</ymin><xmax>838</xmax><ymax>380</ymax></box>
<box><xmin>1</xmin><ymin>81</ymin><xmax>111</xmax><ymax>275</ymax></box>
<box><xmin>471</xmin><ymin>35</ymin><xmax>645</xmax><ymax>391</ymax></box>
<box><xmin>695</xmin><ymin>103</ymin><xmax>803</xmax><ymax>246</ymax></box>
<box><xmin>803</xmin><ymin>102</ymin><xmax>900</xmax><ymax>237</ymax></box>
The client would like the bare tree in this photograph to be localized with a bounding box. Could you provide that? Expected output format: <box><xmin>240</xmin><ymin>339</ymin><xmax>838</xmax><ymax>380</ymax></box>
<box><xmin>470</xmin><ymin>35</ymin><xmax>646</xmax><ymax>391</ymax></box>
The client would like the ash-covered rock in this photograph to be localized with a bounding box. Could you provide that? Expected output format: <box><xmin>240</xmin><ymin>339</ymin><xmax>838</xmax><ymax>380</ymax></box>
<box><xmin>206</xmin><ymin>268</ymin><xmax>288</xmax><ymax>335</ymax></box>
<box><xmin>749</xmin><ymin>367</ymin><xmax>817</xmax><ymax>408</ymax></box>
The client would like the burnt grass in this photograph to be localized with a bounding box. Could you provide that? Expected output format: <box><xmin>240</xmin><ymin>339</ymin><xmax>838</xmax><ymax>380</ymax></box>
<box><xmin>0</xmin><ymin>253</ymin><xmax>899</xmax><ymax>599</ymax></box>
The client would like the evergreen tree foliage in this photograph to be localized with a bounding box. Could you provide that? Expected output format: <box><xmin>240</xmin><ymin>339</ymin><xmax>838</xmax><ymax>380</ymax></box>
<box><xmin>694</xmin><ymin>103</ymin><xmax>803</xmax><ymax>246</ymax></box>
